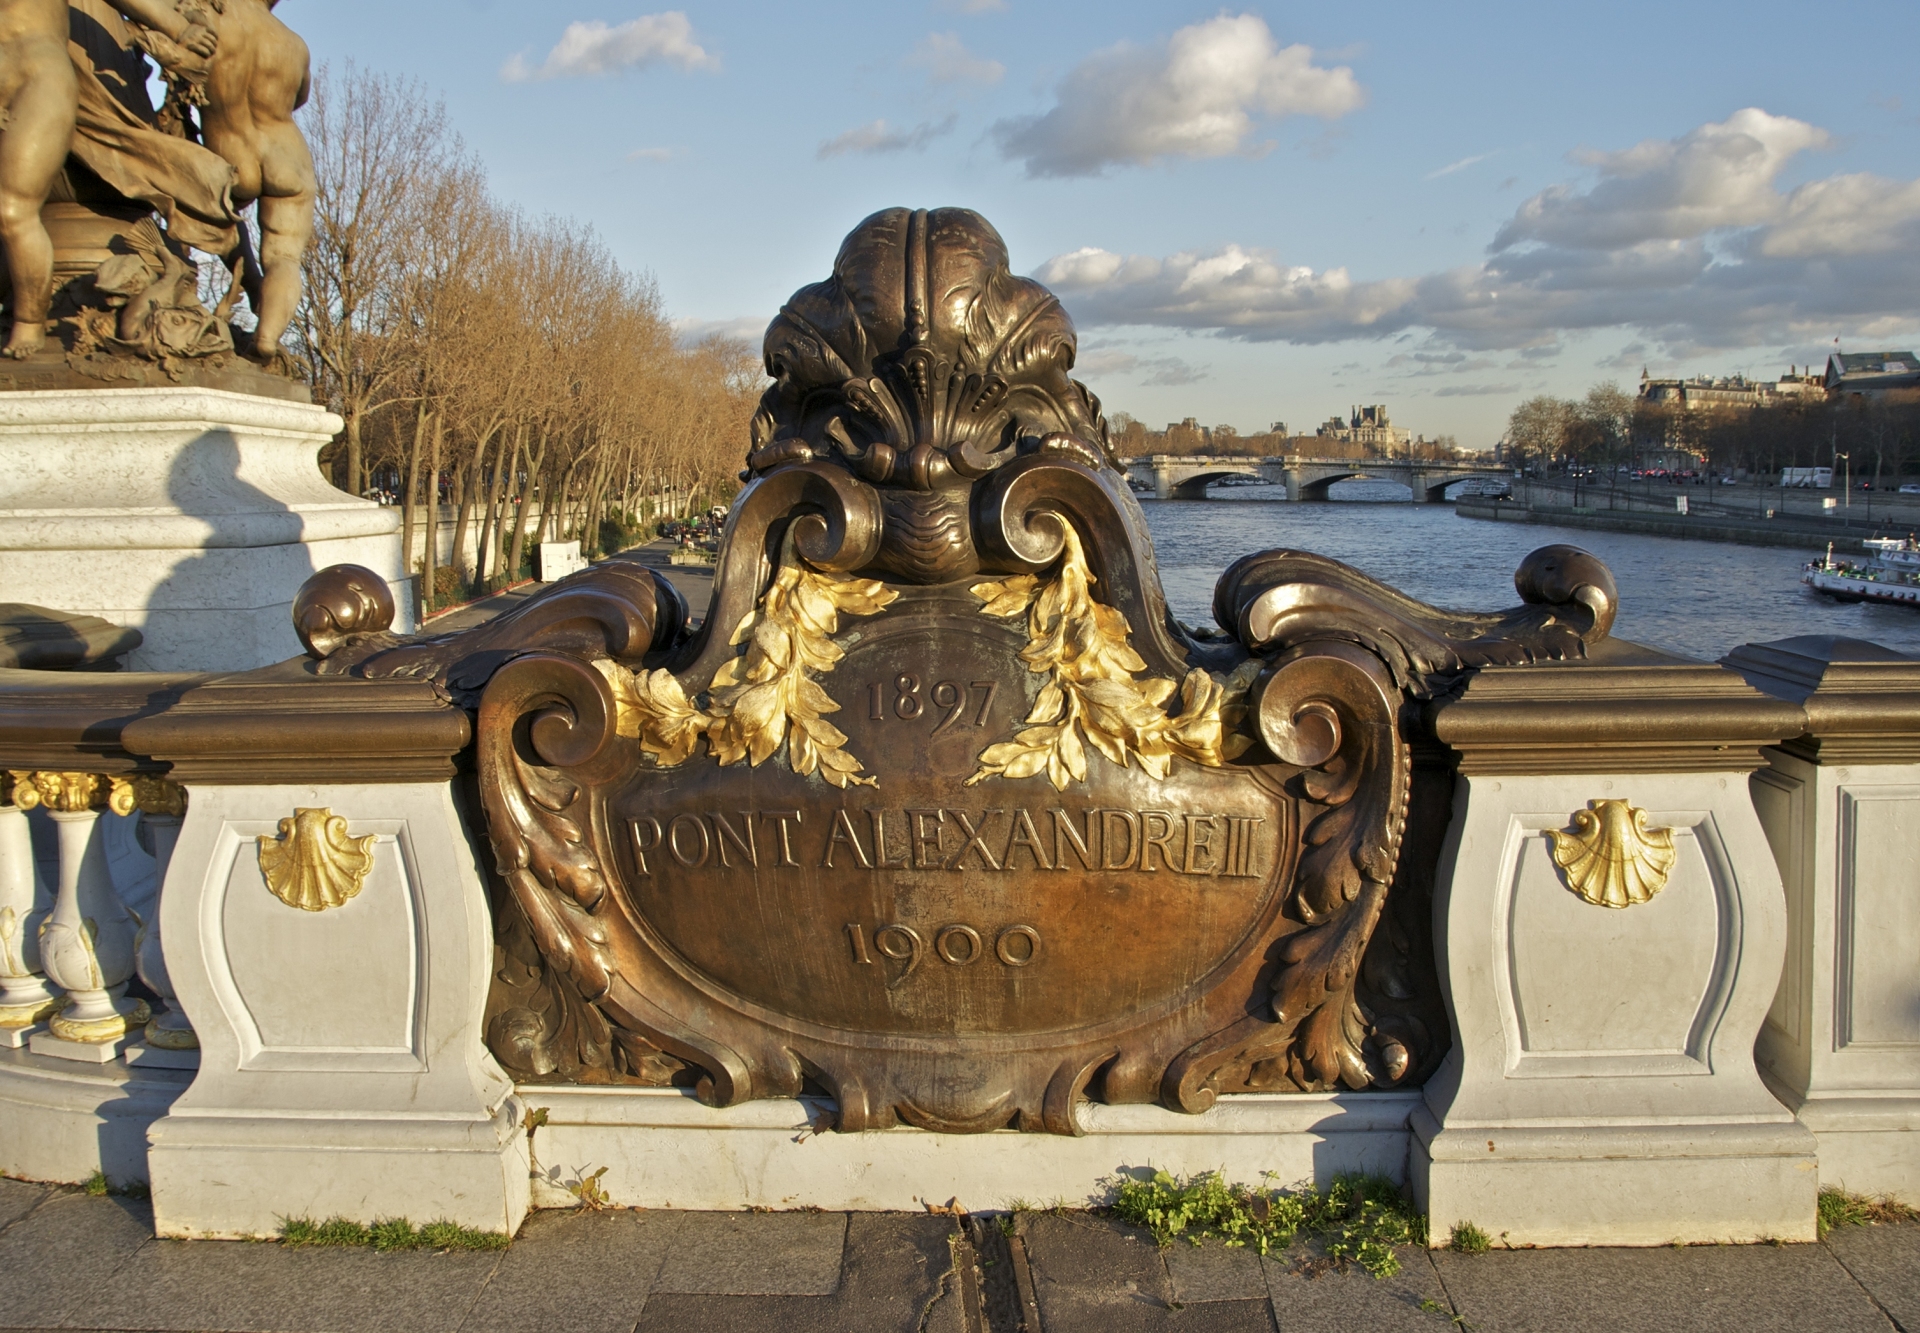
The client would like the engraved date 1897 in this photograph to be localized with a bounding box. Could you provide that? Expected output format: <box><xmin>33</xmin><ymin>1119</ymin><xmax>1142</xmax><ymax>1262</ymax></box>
<box><xmin>847</xmin><ymin>921</ymin><xmax>1041</xmax><ymax>987</ymax></box>
<box><xmin>868</xmin><ymin>676</ymin><xmax>999</xmax><ymax>736</ymax></box>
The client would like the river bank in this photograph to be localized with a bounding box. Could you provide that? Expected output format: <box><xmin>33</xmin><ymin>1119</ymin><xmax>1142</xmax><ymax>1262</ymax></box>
<box><xmin>1455</xmin><ymin>497</ymin><xmax>1909</xmax><ymax>555</ymax></box>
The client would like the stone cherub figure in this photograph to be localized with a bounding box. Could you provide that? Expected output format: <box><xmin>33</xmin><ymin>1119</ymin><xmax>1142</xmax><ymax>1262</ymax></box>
<box><xmin>0</xmin><ymin>0</ymin><xmax>79</xmax><ymax>358</ymax></box>
<box><xmin>126</xmin><ymin>0</ymin><xmax>314</xmax><ymax>364</ymax></box>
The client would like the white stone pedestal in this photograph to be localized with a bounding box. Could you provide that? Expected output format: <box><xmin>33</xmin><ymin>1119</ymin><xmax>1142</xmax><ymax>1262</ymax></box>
<box><xmin>146</xmin><ymin>782</ymin><xmax>528</xmax><ymax>1239</ymax></box>
<box><xmin>0</xmin><ymin>387</ymin><xmax>409</xmax><ymax>672</ymax></box>
<box><xmin>1410</xmin><ymin>662</ymin><xmax>1818</xmax><ymax>1247</ymax></box>
<box><xmin>1731</xmin><ymin>637</ymin><xmax>1920</xmax><ymax>1204</ymax></box>
<box><xmin>1414</xmin><ymin>771</ymin><xmax>1817</xmax><ymax>1245</ymax></box>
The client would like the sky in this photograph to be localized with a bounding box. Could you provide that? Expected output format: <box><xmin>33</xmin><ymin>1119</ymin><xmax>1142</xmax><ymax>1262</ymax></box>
<box><xmin>284</xmin><ymin>1</ymin><xmax>1920</xmax><ymax>448</ymax></box>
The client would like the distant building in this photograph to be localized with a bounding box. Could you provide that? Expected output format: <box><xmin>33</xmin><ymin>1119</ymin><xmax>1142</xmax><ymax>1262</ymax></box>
<box><xmin>1637</xmin><ymin>367</ymin><xmax>1824</xmax><ymax>412</ymax></box>
<box><xmin>1827</xmin><ymin>351</ymin><xmax>1920</xmax><ymax>398</ymax></box>
<box><xmin>1316</xmin><ymin>405</ymin><xmax>1412</xmax><ymax>452</ymax></box>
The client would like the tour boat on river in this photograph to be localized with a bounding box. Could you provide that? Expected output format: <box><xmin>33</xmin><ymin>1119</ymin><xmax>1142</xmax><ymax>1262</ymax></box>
<box><xmin>1804</xmin><ymin>537</ymin><xmax>1920</xmax><ymax>606</ymax></box>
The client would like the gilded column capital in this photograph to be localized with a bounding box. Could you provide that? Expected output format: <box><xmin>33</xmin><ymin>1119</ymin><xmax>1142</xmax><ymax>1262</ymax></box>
<box><xmin>109</xmin><ymin>775</ymin><xmax>188</xmax><ymax>819</ymax></box>
<box><xmin>10</xmin><ymin>772</ymin><xmax>108</xmax><ymax>814</ymax></box>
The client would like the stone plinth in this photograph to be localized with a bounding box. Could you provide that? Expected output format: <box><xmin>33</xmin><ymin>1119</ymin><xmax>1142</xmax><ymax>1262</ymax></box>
<box><xmin>0</xmin><ymin>387</ymin><xmax>408</xmax><ymax>672</ymax></box>
<box><xmin>130</xmin><ymin>678</ymin><xmax>524</xmax><ymax>1239</ymax></box>
<box><xmin>1412</xmin><ymin>659</ymin><xmax>1818</xmax><ymax>1246</ymax></box>
<box><xmin>1730</xmin><ymin>637</ymin><xmax>1920</xmax><ymax>1204</ymax></box>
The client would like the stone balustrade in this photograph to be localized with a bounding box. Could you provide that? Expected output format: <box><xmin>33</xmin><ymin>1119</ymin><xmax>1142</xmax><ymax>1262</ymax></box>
<box><xmin>0</xmin><ymin>614</ymin><xmax>1913</xmax><ymax>1244</ymax></box>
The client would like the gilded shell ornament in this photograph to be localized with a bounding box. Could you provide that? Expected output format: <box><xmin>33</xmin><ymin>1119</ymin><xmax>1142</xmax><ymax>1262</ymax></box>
<box><xmin>1548</xmin><ymin>800</ymin><xmax>1677</xmax><ymax>909</ymax></box>
<box><xmin>258</xmin><ymin>809</ymin><xmax>377</xmax><ymax>912</ymax></box>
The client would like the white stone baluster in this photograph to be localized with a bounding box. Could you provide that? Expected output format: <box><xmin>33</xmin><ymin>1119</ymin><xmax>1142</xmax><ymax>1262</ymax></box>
<box><xmin>114</xmin><ymin>777</ymin><xmax>195</xmax><ymax>1066</ymax></box>
<box><xmin>0</xmin><ymin>773</ymin><xmax>61</xmax><ymax>1046</ymax></box>
<box><xmin>19</xmin><ymin>773</ymin><xmax>149</xmax><ymax>1062</ymax></box>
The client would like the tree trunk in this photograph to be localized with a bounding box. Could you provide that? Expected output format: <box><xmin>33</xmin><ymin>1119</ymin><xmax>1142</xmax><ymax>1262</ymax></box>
<box><xmin>424</xmin><ymin>412</ymin><xmax>442</xmax><ymax>616</ymax></box>
<box><xmin>401</xmin><ymin>399</ymin><xmax>427</xmax><ymax>576</ymax></box>
<box><xmin>507</xmin><ymin>432</ymin><xmax>545</xmax><ymax>585</ymax></box>
<box><xmin>450</xmin><ymin>429</ymin><xmax>488</xmax><ymax>589</ymax></box>
<box><xmin>345</xmin><ymin>409</ymin><xmax>365</xmax><ymax>498</ymax></box>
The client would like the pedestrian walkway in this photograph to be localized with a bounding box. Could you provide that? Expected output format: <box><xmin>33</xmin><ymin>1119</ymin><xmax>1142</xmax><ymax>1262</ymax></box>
<box><xmin>1</xmin><ymin>1177</ymin><xmax>1914</xmax><ymax>1332</ymax></box>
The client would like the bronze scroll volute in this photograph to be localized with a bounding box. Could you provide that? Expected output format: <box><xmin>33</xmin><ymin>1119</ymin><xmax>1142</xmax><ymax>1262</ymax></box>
<box><xmin>1515</xmin><ymin>544</ymin><xmax>1619</xmax><ymax>640</ymax></box>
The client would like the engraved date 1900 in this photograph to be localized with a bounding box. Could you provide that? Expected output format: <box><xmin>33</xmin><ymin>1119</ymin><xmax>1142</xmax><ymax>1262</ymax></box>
<box><xmin>847</xmin><ymin>921</ymin><xmax>1040</xmax><ymax>987</ymax></box>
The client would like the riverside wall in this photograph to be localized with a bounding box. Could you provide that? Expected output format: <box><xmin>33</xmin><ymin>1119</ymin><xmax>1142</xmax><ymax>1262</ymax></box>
<box><xmin>1455</xmin><ymin>497</ymin><xmax>1902</xmax><ymax>555</ymax></box>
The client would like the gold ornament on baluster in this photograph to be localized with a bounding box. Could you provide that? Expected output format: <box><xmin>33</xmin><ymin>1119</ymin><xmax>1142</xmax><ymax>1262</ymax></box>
<box><xmin>108</xmin><ymin>776</ymin><xmax>188</xmax><ymax>819</ymax></box>
<box><xmin>257</xmin><ymin>809</ymin><xmax>377</xmax><ymax>912</ymax></box>
<box><xmin>9</xmin><ymin>772</ymin><xmax>107</xmax><ymax>813</ymax></box>
<box><xmin>1548</xmin><ymin>800</ymin><xmax>1677</xmax><ymax>909</ymax></box>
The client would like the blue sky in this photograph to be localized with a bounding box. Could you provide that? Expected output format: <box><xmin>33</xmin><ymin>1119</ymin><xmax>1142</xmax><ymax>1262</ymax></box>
<box><xmin>287</xmin><ymin>1</ymin><xmax>1920</xmax><ymax>446</ymax></box>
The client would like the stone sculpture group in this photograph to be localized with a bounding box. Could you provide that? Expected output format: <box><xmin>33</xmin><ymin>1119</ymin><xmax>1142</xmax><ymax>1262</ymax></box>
<box><xmin>0</xmin><ymin>0</ymin><xmax>312</xmax><ymax>367</ymax></box>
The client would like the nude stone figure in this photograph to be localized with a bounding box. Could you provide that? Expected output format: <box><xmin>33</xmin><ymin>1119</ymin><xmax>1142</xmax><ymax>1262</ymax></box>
<box><xmin>0</xmin><ymin>0</ymin><xmax>77</xmax><ymax>358</ymax></box>
<box><xmin>142</xmin><ymin>0</ymin><xmax>313</xmax><ymax>362</ymax></box>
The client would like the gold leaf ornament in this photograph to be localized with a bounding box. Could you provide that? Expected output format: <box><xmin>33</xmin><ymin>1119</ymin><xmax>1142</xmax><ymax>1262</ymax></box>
<box><xmin>597</xmin><ymin>527</ymin><xmax>898</xmax><ymax>789</ymax></box>
<box><xmin>258</xmin><ymin>809</ymin><xmax>377</xmax><ymax>912</ymax></box>
<box><xmin>967</xmin><ymin>522</ymin><xmax>1259</xmax><ymax>791</ymax></box>
<box><xmin>1548</xmin><ymin>800</ymin><xmax>1677</xmax><ymax>909</ymax></box>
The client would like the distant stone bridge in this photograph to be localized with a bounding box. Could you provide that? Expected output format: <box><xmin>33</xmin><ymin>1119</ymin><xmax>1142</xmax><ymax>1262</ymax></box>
<box><xmin>1123</xmin><ymin>454</ymin><xmax>1513</xmax><ymax>503</ymax></box>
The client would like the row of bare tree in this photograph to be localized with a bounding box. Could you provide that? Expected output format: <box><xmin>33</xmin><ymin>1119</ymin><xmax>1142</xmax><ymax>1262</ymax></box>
<box><xmin>1506</xmin><ymin>384</ymin><xmax>1920</xmax><ymax>489</ymax></box>
<box><xmin>288</xmin><ymin>66</ymin><xmax>760</xmax><ymax>608</ymax></box>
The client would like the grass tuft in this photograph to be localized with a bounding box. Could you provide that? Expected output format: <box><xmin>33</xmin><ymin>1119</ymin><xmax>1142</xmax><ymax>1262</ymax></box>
<box><xmin>82</xmin><ymin>1171</ymin><xmax>109</xmax><ymax>1197</ymax></box>
<box><xmin>1817</xmin><ymin>1188</ymin><xmax>1920</xmax><ymax>1239</ymax></box>
<box><xmin>1110</xmin><ymin>1170</ymin><xmax>1427</xmax><ymax>1278</ymax></box>
<box><xmin>1448</xmin><ymin>1221</ymin><xmax>1492</xmax><ymax>1254</ymax></box>
<box><xmin>279</xmin><ymin>1216</ymin><xmax>510</xmax><ymax>1251</ymax></box>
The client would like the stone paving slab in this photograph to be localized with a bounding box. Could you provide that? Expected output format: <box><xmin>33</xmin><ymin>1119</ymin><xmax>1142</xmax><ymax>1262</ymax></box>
<box><xmin>460</xmin><ymin>1210</ymin><xmax>678</xmax><ymax>1333</ymax></box>
<box><xmin>0</xmin><ymin>1194</ymin><xmax>154</xmax><ymax>1330</ymax></box>
<box><xmin>1262</xmin><ymin>1246</ymin><xmax>1451</xmax><ymax>1333</ymax></box>
<box><xmin>0</xmin><ymin>1179</ymin><xmax>46</xmax><ymax>1233</ymax></box>
<box><xmin>1432</xmin><ymin>1242</ymin><xmax>1894</xmax><ymax>1333</ymax></box>
<box><xmin>64</xmin><ymin>1239</ymin><xmax>504</xmax><ymax>1333</ymax></box>
<box><xmin>1825</xmin><ymin>1222</ymin><xmax>1920</xmax><ymax>1333</ymax></box>
<box><xmin>650</xmin><ymin>1210</ymin><xmax>848</xmax><ymax>1296</ymax></box>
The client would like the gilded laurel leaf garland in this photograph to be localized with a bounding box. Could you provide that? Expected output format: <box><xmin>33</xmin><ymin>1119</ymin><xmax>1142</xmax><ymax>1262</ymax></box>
<box><xmin>1548</xmin><ymin>800</ymin><xmax>1677</xmax><ymax>909</ymax></box>
<box><xmin>601</xmin><ymin>529</ymin><xmax>899</xmax><ymax>789</ymax></box>
<box><xmin>258</xmin><ymin>809</ymin><xmax>378</xmax><ymax>913</ymax></box>
<box><xmin>967</xmin><ymin>522</ymin><xmax>1259</xmax><ymax>791</ymax></box>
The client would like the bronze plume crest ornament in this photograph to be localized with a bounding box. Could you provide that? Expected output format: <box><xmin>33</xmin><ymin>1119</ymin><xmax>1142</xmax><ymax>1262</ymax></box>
<box><xmin>294</xmin><ymin>206</ymin><xmax>1627</xmax><ymax>1134</ymax></box>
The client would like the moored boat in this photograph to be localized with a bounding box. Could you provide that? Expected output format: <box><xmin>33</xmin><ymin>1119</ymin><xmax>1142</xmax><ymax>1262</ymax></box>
<box><xmin>1803</xmin><ymin>537</ymin><xmax>1920</xmax><ymax>606</ymax></box>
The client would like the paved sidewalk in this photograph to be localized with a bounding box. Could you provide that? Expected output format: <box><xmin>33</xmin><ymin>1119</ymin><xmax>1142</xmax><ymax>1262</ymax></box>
<box><xmin>0</xmin><ymin>1179</ymin><xmax>1914</xmax><ymax>1332</ymax></box>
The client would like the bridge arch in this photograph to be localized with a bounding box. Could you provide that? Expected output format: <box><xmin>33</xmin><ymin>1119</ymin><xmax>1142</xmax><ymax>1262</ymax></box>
<box><xmin>1166</xmin><ymin>470</ymin><xmax>1261</xmax><ymax>500</ymax></box>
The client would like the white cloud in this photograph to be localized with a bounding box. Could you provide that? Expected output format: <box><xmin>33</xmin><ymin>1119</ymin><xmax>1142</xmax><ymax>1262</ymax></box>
<box><xmin>502</xmin><ymin>13</ymin><xmax>716</xmax><ymax>82</ymax></box>
<box><xmin>1761</xmin><ymin>173</ymin><xmax>1920</xmax><ymax>258</ymax></box>
<box><xmin>627</xmin><ymin>147</ymin><xmax>677</xmax><ymax>163</ymax></box>
<box><xmin>817</xmin><ymin>115</ymin><xmax>958</xmax><ymax>158</ymax></box>
<box><xmin>1426</xmin><ymin>151</ymin><xmax>1495</xmax><ymax>181</ymax></box>
<box><xmin>673</xmin><ymin>316</ymin><xmax>768</xmax><ymax>348</ymax></box>
<box><xmin>1492</xmin><ymin>108</ymin><xmax>1826</xmax><ymax>251</ymax></box>
<box><xmin>1074</xmin><ymin>348</ymin><xmax>1208</xmax><ymax>386</ymax></box>
<box><xmin>907</xmin><ymin>32</ymin><xmax>1004</xmax><ymax>85</ymax></box>
<box><xmin>939</xmin><ymin>0</ymin><xmax>1007</xmax><ymax>12</ymax></box>
<box><xmin>1033</xmin><ymin>108</ymin><xmax>1920</xmax><ymax>357</ymax></box>
<box><xmin>990</xmin><ymin>14</ymin><xmax>1364</xmax><ymax>178</ymax></box>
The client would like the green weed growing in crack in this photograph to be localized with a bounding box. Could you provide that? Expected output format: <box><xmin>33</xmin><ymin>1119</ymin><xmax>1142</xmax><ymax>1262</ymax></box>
<box><xmin>1110</xmin><ymin>1169</ymin><xmax>1426</xmax><ymax>1278</ymax></box>
<box><xmin>79</xmin><ymin>1171</ymin><xmax>148</xmax><ymax>1200</ymax></box>
<box><xmin>1420</xmin><ymin>1297</ymin><xmax>1475</xmax><ymax>1328</ymax></box>
<box><xmin>1817</xmin><ymin>1187</ymin><xmax>1920</xmax><ymax>1239</ymax></box>
<box><xmin>279</xmin><ymin>1216</ymin><xmax>510</xmax><ymax>1252</ymax></box>
<box><xmin>1447</xmin><ymin>1221</ymin><xmax>1492</xmax><ymax>1254</ymax></box>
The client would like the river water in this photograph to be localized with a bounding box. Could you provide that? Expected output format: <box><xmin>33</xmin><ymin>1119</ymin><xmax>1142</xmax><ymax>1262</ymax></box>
<box><xmin>1137</xmin><ymin>482</ymin><xmax>1920</xmax><ymax>663</ymax></box>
